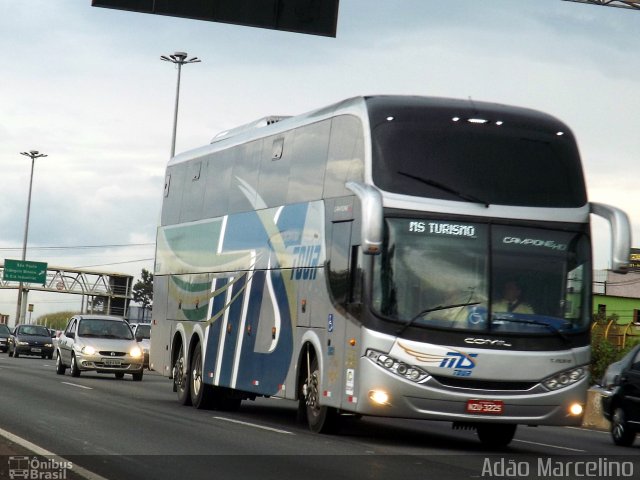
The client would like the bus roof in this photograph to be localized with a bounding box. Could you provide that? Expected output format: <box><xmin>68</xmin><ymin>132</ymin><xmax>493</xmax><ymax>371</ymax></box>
<box><xmin>168</xmin><ymin>95</ymin><xmax>572</xmax><ymax>167</ymax></box>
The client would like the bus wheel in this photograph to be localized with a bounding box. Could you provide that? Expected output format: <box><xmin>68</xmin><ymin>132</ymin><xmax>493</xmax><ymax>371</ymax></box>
<box><xmin>477</xmin><ymin>424</ymin><xmax>517</xmax><ymax>448</ymax></box>
<box><xmin>190</xmin><ymin>346</ymin><xmax>213</xmax><ymax>409</ymax></box>
<box><xmin>302</xmin><ymin>356</ymin><xmax>340</xmax><ymax>434</ymax></box>
<box><xmin>173</xmin><ymin>343</ymin><xmax>191</xmax><ymax>406</ymax></box>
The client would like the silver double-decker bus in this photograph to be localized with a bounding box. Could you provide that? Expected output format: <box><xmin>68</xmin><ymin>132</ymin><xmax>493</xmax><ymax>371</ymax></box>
<box><xmin>150</xmin><ymin>95</ymin><xmax>630</xmax><ymax>447</ymax></box>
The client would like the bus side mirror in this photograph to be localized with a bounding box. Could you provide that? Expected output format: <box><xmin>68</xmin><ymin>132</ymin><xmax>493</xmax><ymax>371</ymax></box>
<box><xmin>346</xmin><ymin>181</ymin><xmax>383</xmax><ymax>255</ymax></box>
<box><xmin>590</xmin><ymin>202</ymin><xmax>632</xmax><ymax>274</ymax></box>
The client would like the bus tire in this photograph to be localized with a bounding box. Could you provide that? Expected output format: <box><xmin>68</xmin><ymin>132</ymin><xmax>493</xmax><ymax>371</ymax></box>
<box><xmin>302</xmin><ymin>355</ymin><xmax>340</xmax><ymax>434</ymax></box>
<box><xmin>174</xmin><ymin>342</ymin><xmax>191</xmax><ymax>406</ymax></box>
<box><xmin>477</xmin><ymin>424</ymin><xmax>517</xmax><ymax>448</ymax></box>
<box><xmin>190</xmin><ymin>345</ymin><xmax>213</xmax><ymax>409</ymax></box>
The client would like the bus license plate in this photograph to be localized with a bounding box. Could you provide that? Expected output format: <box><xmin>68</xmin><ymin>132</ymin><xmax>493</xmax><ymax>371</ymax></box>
<box><xmin>466</xmin><ymin>399</ymin><xmax>504</xmax><ymax>415</ymax></box>
<box><xmin>103</xmin><ymin>358</ymin><xmax>121</xmax><ymax>366</ymax></box>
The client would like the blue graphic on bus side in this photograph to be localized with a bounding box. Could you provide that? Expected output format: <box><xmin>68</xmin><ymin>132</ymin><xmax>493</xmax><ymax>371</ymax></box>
<box><xmin>290</xmin><ymin>244</ymin><xmax>321</xmax><ymax>280</ymax></box>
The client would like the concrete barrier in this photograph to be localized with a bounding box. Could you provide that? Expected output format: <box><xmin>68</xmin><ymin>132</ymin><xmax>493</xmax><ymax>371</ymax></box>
<box><xmin>581</xmin><ymin>386</ymin><xmax>610</xmax><ymax>431</ymax></box>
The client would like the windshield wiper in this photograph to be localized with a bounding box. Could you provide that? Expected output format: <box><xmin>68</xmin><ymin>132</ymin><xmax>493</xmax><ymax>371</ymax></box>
<box><xmin>398</xmin><ymin>171</ymin><xmax>490</xmax><ymax>207</ymax></box>
<box><xmin>396</xmin><ymin>302</ymin><xmax>480</xmax><ymax>337</ymax></box>
<box><xmin>492</xmin><ymin>316</ymin><xmax>570</xmax><ymax>343</ymax></box>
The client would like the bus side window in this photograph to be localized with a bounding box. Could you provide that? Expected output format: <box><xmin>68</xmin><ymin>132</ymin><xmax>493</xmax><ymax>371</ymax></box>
<box><xmin>328</xmin><ymin>221</ymin><xmax>353</xmax><ymax>307</ymax></box>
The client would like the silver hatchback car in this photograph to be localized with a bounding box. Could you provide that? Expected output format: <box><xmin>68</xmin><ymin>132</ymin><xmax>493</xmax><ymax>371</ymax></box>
<box><xmin>56</xmin><ymin>314</ymin><xmax>144</xmax><ymax>381</ymax></box>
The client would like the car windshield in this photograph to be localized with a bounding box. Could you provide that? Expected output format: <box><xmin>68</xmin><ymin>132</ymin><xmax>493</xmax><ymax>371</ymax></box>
<box><xmin>0</xmin><ymin>324</ymin><xmax>10</xmax><ymax>335</ymax></box>
<box><xmin>372</xmin><ymin>218</ymin><xmax>591</xmax><ymax>335</ymax></box>
<box><xmin>77</xmin><ymin>319</ymin><xmax>134</xmax><ymax>340</ymax></box>
<box><xmin>135</xmin><ymin>324</ymin><xmax>151</xmax><ymax>339</ymax></box>
<box><xmin>18</xmin><ymin>325</ymin><xmax>50</xmax><ymax>336</ymax></box>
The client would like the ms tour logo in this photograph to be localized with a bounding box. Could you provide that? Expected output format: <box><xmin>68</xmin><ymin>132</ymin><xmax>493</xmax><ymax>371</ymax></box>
<box><xmin>397</xmin><ymin>342</ymin><xmax>479</xmax><ymax>377</ymax></box>
<box><xmin>439</xmin><ymin>351</ymin><xmax>478</xmax><ymax>377</ymax></box>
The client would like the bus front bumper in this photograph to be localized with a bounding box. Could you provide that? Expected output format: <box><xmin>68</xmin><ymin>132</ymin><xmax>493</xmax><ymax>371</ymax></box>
<box><xmin>350</xmin><ymin>356</ymin><xmax>587</xmax><ymax>426</ymax></box>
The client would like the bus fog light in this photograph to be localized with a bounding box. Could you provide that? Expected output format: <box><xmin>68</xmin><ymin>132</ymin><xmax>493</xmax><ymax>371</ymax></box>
<box><xmin>569</xmin><ymin>403</ymin><xmax>583</xmax><ymax>416</ymax></box>
<box><xmin>369</xmin><ymin>390</ymin><xmax>390</xmax><ymax>406</ymax></box>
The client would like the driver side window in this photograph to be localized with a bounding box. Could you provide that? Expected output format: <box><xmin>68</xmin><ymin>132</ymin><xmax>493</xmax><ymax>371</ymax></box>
<box><xmin>65</xmin><ymin>318</ymin><xmax>76</xmax><ymax>336</ymax></box>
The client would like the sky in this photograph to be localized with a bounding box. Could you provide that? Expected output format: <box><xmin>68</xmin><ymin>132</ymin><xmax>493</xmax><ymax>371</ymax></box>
<box><xmin>1</xmin><ymin>0</ymin><xmax>639</xmax><ymax>321</ymax></box>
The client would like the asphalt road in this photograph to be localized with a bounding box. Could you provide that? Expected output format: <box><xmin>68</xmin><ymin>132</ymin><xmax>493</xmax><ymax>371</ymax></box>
<box><xmin>1</xmin><ymin>353</ymin><xmax>639</xmax><ymax>480</ymax></box>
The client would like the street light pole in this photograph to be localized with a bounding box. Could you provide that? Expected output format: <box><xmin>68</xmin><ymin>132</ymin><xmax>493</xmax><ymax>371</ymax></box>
<box><xmin>160</xmin><ymin>51</ymin><xmax>201</xmax><ymax>158</ymax></box>
<box><xmin>15</xmin><ymin>150</ymin><xmax>47</xmax><ymax>326</ymax></box>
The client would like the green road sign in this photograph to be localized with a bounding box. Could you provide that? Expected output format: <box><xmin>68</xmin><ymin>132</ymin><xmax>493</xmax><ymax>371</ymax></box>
<box><xmin>3</xmin><ymin>259</ymin><xmax>48</xmax><ymax>284</ymax></box>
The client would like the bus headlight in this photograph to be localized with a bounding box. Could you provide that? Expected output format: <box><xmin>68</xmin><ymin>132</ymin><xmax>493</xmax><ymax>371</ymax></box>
<box><xmin>542</xmin><ymin>366</ymin><xmax>587</xmax><ymax>391</ymax></box>
<box><xmin>366</xmin><ymin>349</ymin><xmax>429</xmax><ymax>383</ymax></box>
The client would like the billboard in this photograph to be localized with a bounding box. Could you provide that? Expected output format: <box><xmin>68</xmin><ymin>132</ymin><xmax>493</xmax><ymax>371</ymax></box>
<box><xmin>91</xmin><ymin>0</ymin><xmax>340</xmax><ymax>37</ymax></box>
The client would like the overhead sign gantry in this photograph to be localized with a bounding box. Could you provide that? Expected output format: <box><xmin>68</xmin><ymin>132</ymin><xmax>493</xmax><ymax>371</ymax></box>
<box><xmin>563</xmin><ymin>0</ymin><xmax>640</xmax><ymax>9</ymax></box>
<box><xmin>0</xmin><ymin>263</ymin><xmax>134</xmax><ymax>325</ymax></box>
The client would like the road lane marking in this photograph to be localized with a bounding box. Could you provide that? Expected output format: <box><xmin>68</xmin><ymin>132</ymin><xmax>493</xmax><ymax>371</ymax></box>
<box><xmin>0</xmin><ymin>425</ymin><xmax>109</xmax><ymax>480</ymax></box>
<box><xmin>61</xmin><ymin>381</ymin><xmax>93</xmax><ymax>390</ymax></box>
<box><xmin>513</xmin><ymin>439</ymin><xmax>586</xmax><ymax>452</ymax></box>
<box><xmin>213</xmin><ymin>416</ymin><xmax>294</xmax><ymax>435</ymax></box>
<box><xmin>565</xmin><ymin>426</ymin><xmax>609</xmax><ymax>434</ymax></box>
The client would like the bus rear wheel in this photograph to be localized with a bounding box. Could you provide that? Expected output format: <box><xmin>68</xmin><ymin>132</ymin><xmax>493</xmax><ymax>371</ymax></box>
<box><xmin>477</xmin><ymin>424</ymin><xmax>517</xmax><ymax>448</ymax></box>
<box><xmin>190</xmin><ymin>345</ymin><xmax>213</xmax><ymax>409</ymax></box>
<box><xmin>301</xmin><ymin>356</ymin><xmax>340</xmax><ymax>434</ymax></box>
<box><xmin>174</xmin><ymin>342</ymin><xmax>191</xmax><ymax>406</ymax></box>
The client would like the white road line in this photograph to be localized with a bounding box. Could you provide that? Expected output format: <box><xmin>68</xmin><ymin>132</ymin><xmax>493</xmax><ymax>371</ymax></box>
<box><xmin>213</xmin><ymin>416</ymin><xmax>294</xmax><ymax>435</ymax></box>
<box><xmin>513</xmin><ymin>439</ymin><xmax>586</xmax><ymax>452</ymax></box>
<box><xmin>565</xmin><ymin>426</ymin><xmax>609</xmax><ymax>435</ymax></box>
<box><xmin>0</xmin><ymin>425</ymin><xmax>109</xmax><ymax>480</ymax></box>
<box><xmin>61</xmin><ymin>381</ymin><xmax>93</xmax><ymax>390</ymax></box>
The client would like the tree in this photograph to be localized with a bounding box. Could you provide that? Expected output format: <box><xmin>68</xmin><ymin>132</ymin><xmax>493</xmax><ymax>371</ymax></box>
<box><xmin>36</xmin><ymin>311</ymin><xmax>80</xmax><ymax>330</ymax></box>
<box><xmin>133</xmin><ymin>268</ymin><xmax>153</xmax><ymax>315</ymax></box>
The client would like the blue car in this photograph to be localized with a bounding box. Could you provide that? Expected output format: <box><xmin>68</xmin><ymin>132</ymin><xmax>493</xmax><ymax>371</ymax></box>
<box><xmin>8</xmin><ymin>324</ymin><xmax>54</xmax><ymax>359</ymax></box>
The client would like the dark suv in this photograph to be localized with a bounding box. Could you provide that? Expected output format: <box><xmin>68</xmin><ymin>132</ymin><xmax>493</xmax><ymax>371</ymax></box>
<box><xmin>601</xmin><ymin>343</ymin><xmax>640</xmax><ymax>446</ymax></box>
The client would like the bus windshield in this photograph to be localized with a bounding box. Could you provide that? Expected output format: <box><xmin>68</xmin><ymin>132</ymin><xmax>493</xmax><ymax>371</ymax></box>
<box><xmin>372</xmin><ymin>218</ymin><xmax>591</xmax><ymax>334</ymax></box>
